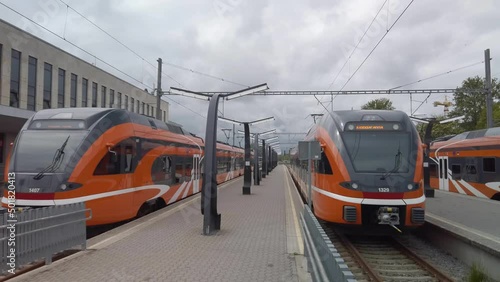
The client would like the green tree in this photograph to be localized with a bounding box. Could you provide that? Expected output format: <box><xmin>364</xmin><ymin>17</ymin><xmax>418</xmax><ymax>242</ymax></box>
<box><xmin>477</xmin><ymin>102</ymin><xmax>500</xmax><ymax>128</ymax></box>
<box><xmin>450</xmin><ymin>76</ymin><xmax>500</xmax><ymax>131</ymax></box>
<box><xmin>361</xmin><ymin>98</ymin><xmax>395</xmax><ymax>110</ymax></box>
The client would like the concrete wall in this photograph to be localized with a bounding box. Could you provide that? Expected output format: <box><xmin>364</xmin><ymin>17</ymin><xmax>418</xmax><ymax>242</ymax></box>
<box><xmin>0</xmin><ymin>18</ymin><xmax>169</xmax><ymax>118</ymax></box>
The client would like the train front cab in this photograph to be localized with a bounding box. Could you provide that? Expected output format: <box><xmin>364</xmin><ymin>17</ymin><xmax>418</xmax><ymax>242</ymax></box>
<box><xmin>310</xmin><ymin>111</ymin><xmax>425</xmax><ymax>231</ymax></box>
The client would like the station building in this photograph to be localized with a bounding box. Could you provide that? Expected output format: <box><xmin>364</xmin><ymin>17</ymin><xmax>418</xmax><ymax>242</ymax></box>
<box><xmin>0</xmin><ymin>19</ymin><xmax>169</xmax><ymax>181</ymax></box>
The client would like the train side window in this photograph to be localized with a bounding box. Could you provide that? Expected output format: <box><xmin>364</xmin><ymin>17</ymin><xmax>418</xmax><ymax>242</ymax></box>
<box><xmin>429</xmin><ymin>163</ymin><xmax>438</xmax><ymax>177</ymax></box>
<box><xmin>152</xmin><ymin>155</ymin><xmax>173</xmax><ymax>185</ymax></box>
<box><xmin>451</xmin><ymin>164</ymin><xmax>461</xmax><ymax>174</ymax></box>
<box><xmin>483</xmin><ymin>158</ymin><xmax>496</xmax><ymax>173</ymax></box>
<box><xmin>451</xmin><ymin>164</ymin><xmax>461</xmax><ymax>179</ymax></box>
<box><xmin>466</xmin><ymin>164</ymin><xmax>477</xmax><ymax>175</ymax></box>
<box><xmin>94</xmin><ymin>139</ymin><xmax>136</xmax><ymax>175</ymax></box>
<box><xmin>317</xmin><ymin>151</ymin><xmax>333</xmax><ymax>175</ymax></box>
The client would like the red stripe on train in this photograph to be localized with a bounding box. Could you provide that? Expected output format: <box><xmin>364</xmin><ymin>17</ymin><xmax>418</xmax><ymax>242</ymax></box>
<box><xmin>15</xmin><ymin>193</ymin><xmax>55</xmax><ymax>200</ymax></box>
<box><xmin>362</xmin><ymin>192</ymin><xmax>404</xmax><ymax>199</ymax></box>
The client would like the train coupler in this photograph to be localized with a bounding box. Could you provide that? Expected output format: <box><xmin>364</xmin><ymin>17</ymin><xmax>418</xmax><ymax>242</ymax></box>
<box><xmin>378</xmin><ymin>206</ymin><xmax>402</xmax><ymax>233</ymax></box>
<box><xmin>377</xmin><ymin>206</ymin><xmax>400</xmax><ymax>225</ymax></box>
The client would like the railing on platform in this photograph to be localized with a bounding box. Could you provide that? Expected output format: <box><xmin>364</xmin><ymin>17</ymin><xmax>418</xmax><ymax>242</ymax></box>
<box><xmin>301</xmin><ymin>200</ymin><xmax>356</xmax><ymax>282</ymax></box>
<box><xmin>0</xmin><ymin>203</ymin><xmax>91</xmax><ymax>274</ymax></box>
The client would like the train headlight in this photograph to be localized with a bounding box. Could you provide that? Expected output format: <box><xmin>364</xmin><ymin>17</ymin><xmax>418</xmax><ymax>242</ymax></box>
<box><xmin>407</xmin><ymin>183</ymin><xmax>413</xmax><ymax>190</ymax></box>
<box><xmin>393</xmin><ymin>124</ymin><xmax>400</xmax><ymax>130</ymax></box>
<box><xmin>347</xmin><ymin>124</ymin><xmax>355</xmax><ymax>131</ymax></box>
<box><xmin>60</xmin><ymin>184</ymin><xmax>67</xmax><ymax>190</ymax></box>
<box><xmin>35</xmin><ymin>122</ymin><xmax>41</xmax><ymax>128</ymax></box>
<box><xmin>351</xmin><ymin>183</ymin><xmax>359</xmax><ymax>189</ymax></box>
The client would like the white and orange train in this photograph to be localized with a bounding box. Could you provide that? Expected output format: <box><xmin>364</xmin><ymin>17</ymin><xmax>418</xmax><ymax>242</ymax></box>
<box><xmin>429</xmin><ymin>127</ymin><xmax>500</xmax><ymax>200</ymax></box>
<box><xmin>289</xmin><ymin>110</ymin><xmax>426</xmax><ymax>230</ymax></box>
<box><xmin>2</xmin><ymin>108</ymin><xmax>244</xmax><ymax>225</ymax></box>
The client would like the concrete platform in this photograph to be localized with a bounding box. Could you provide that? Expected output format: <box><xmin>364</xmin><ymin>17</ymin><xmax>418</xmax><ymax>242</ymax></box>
<box><xmin>11</xmin><ymin>165</ymin><xmax>309</xmax><ymax>282</ymax></box>
<box><xmin>426</xmin><ymin>190</ymin><xmax>500</xmax><ymax>252</ymax></box>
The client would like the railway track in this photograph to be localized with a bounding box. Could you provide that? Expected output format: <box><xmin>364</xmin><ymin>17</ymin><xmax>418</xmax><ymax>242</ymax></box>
<box><xmin>320</xmin><ymin>221</ymin><xmax>454</xmax><ymax>282</ymax></box>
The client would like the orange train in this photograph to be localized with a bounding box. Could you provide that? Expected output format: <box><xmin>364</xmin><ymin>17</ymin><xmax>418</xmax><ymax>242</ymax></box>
<box><xmin>429</xmin><ymin>127</ymin><xmax>500</xmax><ymax>200</ymax></box>
<box><xmin>2</xmin><ymin>108</ymin><xmax>244</xmax><ymax>226</ymax></box>
<box><xmin>289</xmin><ymin>110</ymin><xmax>426</xmax><ymax>230</ymax></box>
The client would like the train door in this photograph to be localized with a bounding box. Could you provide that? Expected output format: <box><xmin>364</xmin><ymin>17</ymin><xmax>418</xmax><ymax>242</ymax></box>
<box><xmin>193</xmin><ymin>154</ymin><xmax>201</xmax><ymax>193</ymax></box>
<box><xmin>438</xmin><ymin>156</ymin><xmax>449</xmax><ymax>191</ymax></box>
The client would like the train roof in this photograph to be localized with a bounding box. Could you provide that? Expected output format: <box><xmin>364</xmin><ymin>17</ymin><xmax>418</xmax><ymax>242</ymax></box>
<box><xmin>330</xmin><ymin>110</ymin><xmax>410</xmax><ymax>124</ymax></box>
<box><xmin>28</xmin><ymin>108</ymin><xmax>244</xmax><ymax>151</ymax></box>
<box><xmin>431</xmin><ymin>126</ymin><xmax>500</xmax><ymax>148</ymax></box>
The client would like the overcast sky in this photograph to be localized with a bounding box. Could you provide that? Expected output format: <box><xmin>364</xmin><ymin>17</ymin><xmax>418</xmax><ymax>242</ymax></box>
<box><xmin>2</xmin><ymin>0</ymin><xmax>499</xmax><ymax>152</ymax></box>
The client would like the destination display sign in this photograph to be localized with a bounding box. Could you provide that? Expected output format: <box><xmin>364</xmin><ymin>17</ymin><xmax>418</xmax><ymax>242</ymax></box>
<box><xmin>29</xmin><ymin>120</ymin><xmax>86</xmax><ymax>130</ymax></box>
<box><xmin>345</xmin><ymin>122</ymin><xmax>403</xmax><ymax>131</ymax></box>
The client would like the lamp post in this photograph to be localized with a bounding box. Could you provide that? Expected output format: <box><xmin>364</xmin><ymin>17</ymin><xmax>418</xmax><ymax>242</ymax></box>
<box><xmin>169</xmin><ymin>83</ymin><xmax>268</xmax><ymax>235</ymax></box>
<box><xmin>221</xmin><ymin>117</ymin><xmax>275</xmax><ymax>193</ymax></box>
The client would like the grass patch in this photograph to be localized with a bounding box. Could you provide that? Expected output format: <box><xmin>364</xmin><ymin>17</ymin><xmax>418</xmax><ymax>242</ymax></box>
<box><xmin>467</xmin><ymin>263</ymin><xmax>490</xmax><ymax>282</ymax></box>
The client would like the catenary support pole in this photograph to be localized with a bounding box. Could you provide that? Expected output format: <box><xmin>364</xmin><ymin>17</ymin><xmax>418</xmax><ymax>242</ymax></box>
<box><xmin>485</xmin><ymin>49</ymin><xmax>493</xmax><ymax>128</ymax></box>
<box><xmin>156</xmin><ymin>58</ymin><xmax>163</xmax><ymax>120</ymax></box>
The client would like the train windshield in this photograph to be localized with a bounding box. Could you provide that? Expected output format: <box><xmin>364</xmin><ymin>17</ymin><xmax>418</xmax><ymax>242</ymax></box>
<box><xmin>342</xmin><ymin>132</ymin><xmax>410</xmax><ymax>173</ymax></box>
<box><xmin>14</xmin><ymin>131</ymin><xmax>85</xmax><ymax>173</ymax></box>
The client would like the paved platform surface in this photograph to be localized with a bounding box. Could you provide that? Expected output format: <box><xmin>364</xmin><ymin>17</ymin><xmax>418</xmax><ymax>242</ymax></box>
<box><xmin>426</xmin><ymin>190</ymin><xmax>500</xmax><ymax>252</ymax></box>
<box><xmin>13</xmin><ymin>166</ymin><xmax>306</xmax><ymax>282</ymax></box>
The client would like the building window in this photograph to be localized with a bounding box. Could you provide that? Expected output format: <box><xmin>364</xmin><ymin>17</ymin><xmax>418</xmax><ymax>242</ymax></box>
<box><xmin>43</xmin><ymin>63</ymin><xmax>52</xmax><ymax>109</ymax></box>
<box><xmin>10</xmin><ymin>49</ymin><xmax>21</xmax><ymax>108</ymax></box>
<box><xmin>118</xmin><ymin>92</ymin><xmax>122</xmax><ymax>108</ymax></box>
<box><xmin>125</xmin><ymin>95</ymin><xmax>128</xmax><ymax>111</ymax></box>
<box><xmin>109</xmin><ymin>89</ymin><xmax>115</xmax><ymax>107</ymax></box>
<box><xmin>136</xmin><ymin>100</ymin><xmax>140</xmax><ymax>113</ymax></box>
<box><xmin>142</xmin><ymin>102</ymin><xmax>145</xmax><ymax>114</ymax></box>
<box><xmin>70</xmin><ymin>73</ymin><xmax>77</xmax><ymax>107</ymax></box>
<box><xmin>147</xmin><ymin>105</ymin><xmax>150</xmax><ymax>116</ymax></box>
<box><xmin>131</xmin><ymin>98</ymin><xmax>134</xmax><ymax>113</ymax></box>
<box><xmin>101</xmin><ymin>86</ymin><xmax>107</xmax><ymax>108</ymax></box>
<box><xmin>483</xmin><ymin>158</ymin><xmax>496</xmax><ymax>173</ymax></box>
<box><xmin>92</xmin><ymin>82</ymin><xmax>98</xmax><ymax>107</ymax></box>
<box><xmin>27</xmin><ymin>56</ymin><xmax>37</xmax><ymax>111</ymax></box>
<box><xmin>163</xmin><ymin>110</ymin><xmax>166</xmax><ymax>121</ymax></box>
<box><xmin>82</xmin><ymin>78</ymin><xmax>88</xmax><ymax>107</ymax></box>
<box><xmin>57</xmin><ymin>68</ymin><xmax>65</xmax><ymax>108</ymax></box>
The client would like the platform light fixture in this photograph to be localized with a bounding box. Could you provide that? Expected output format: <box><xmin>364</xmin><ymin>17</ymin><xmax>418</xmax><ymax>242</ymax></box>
<box><xmin>259</xmin><ymin>129</ymin><xmax>276</xmax><ymax>137</ymax></box>
<box><xmin>250</xmin><ymin>116</ymin><xmax>275</xmax><ymax>126</ymax></box>
<box><xmin>225</xmin><ymin>83</ymin><xmax>269</xmax><ymax>100</ymax></box>
<box><xmin>218</xmin><ymin>116</ymin><xmax>242</xmax><ymax>125</ymax></box>
<box><xmin>169</xmin><ymin>87</ymin><xmax>211</xmax><ymax>101</ymax></box>
<box><xmin>264</xmin><ymin>136</ymin><xmax>279</xmax><ymax>142</ymax></box>
<box><xmin>440</xmin><ymin>115</ymin><xmax>465</xmax><ymax>124</ymax></box>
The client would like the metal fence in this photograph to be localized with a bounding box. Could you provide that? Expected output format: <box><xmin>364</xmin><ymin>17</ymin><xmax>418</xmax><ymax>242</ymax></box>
<box><xmin>0</xmin><ymin>203</ymin><xmax>90</xmax><ymax>274</ymax></box>
<box><xmin>301</xmin><ymin>206</ymin><xmax>356</xmax><ymax>282</ymax></box>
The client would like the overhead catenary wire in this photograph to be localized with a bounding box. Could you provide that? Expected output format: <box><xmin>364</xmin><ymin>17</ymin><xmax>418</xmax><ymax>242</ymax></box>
<box><xmin>58</xmin><ymin>0</ymin><xmax>245</xmax><ymax>89</ymax></box>
<box><xmin>0</xmin><ymin>1</ymin><xmax>209</xmax><ymax>124</ymax></box>
<box><xmin>57</xmin><ymin>0</ymin><xmax>183</xmax><ymax>87</ymax></box>
<box><xmin>390</xmin><ymin>61</ymin><xmax>485</xmax><ymax>90</ymax></box>
<box><xmin>0</xmin><ymin>1</ymin><xmax>154</xmax><ymax>90</ymax></box>
<box><xmin>328</xmin><ymin>0</ymin><xmax>388</xmax><ymax>90</ymax></box>
<box><xmin>162</xmin><ymin>61</ymin><xmax>248</xmax><ymax>88</ymax></box>
<box><xmin>339</xmin><ymin>0</ymin><xmax>415</xmax><ymax>91</ymax></box>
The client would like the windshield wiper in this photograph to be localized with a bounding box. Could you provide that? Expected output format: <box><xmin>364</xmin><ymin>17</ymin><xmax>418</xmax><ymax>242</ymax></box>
<box><xmin>33</xmin><ymin>136</ymin><xmax>70</xmax><ymax>180</ymax></box>
<box><xmin>382</xmin><ymin>145</ymin><xmax>402</xmax><ymax>180</ymax></box>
